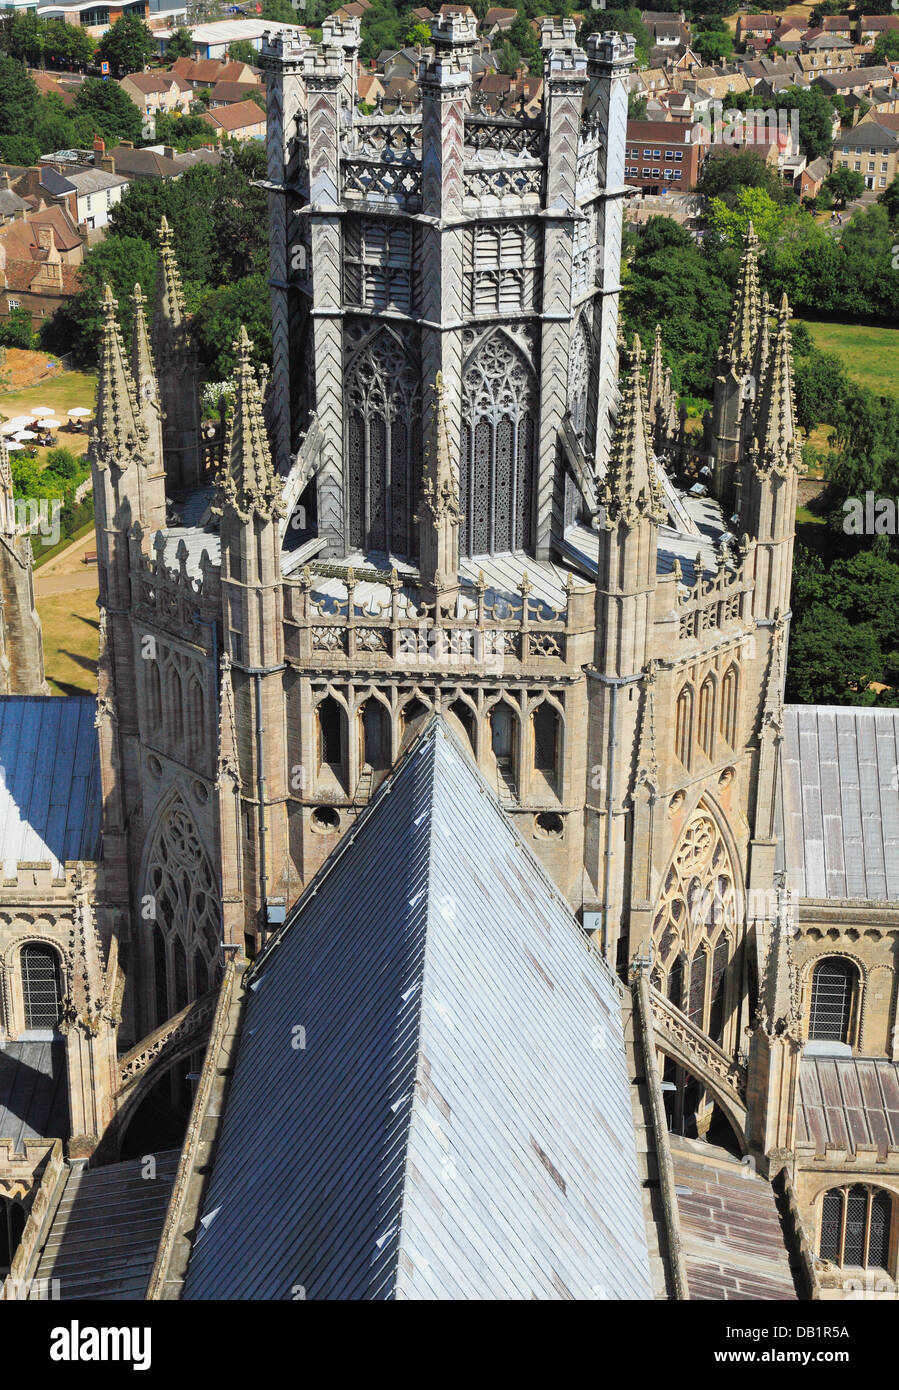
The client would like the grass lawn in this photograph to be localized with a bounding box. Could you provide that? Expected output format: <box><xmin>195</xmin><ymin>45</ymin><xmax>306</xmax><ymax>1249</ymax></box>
<box><xmin>796</xmin><ymin>320</ymin><xmax>899</xmax><ymax>399</ymax></box>
<box><xmin>37</xmin><ymin>587</ymin><xmax>99</xmax><ymax>697</ymax></box>
<box><xmin>0</xmin><ymin>355</ymin><xmax>96</xmax><ymax>473</ymax></box>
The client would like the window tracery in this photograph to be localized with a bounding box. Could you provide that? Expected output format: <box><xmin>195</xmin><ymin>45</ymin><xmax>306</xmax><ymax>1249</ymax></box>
<box><xmin>144</xmin><ymin>797</ymin><xmax>221</xmax><ymax>1026</ymax></box>
<box><xmin>652</xmin><ymin>808</ymin><xmax>739</xmax><ymax>1043</ymax></box>
<box><xmin>346</xmin><ymin>329</ymin><xmax>420</xmax><ymax>558</ymax></box>
<box><xmin>568</xmin><ymin>317</ymin><xmax>591</xmax><ymax>440</ymax></box>
<box><xmin>459</xmin><ymin>332</ymin><xmax>536</xmax><ymax>556</ymax></box>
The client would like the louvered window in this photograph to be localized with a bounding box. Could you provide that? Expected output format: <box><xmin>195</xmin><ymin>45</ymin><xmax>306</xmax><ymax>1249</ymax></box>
<box><xmin>21</xmin><ymin>945</ymin><xmax>62</xmax><ymax>1029</ymax></box>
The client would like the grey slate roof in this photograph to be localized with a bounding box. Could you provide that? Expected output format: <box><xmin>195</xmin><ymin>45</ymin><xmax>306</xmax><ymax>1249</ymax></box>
<box><xmin>796</xmin><ymin>1055</ymin><xmax>899</xmax><ymax>1156</ymax></box>
<box><xmin>0</xmin><ymin>697</ymin><xmax>101</xmax><ymax>876</ymax></box>
<box><xmin>183</xmin><ymin>719</ymin><xmax>652</xmax><ymax>1301</ymax></box>
<box><xmin>781</xmin><ymin>705</ymin><xmax>899</xmax><ymax>902</ymax></box>
<box><xmin>0</xmin><ymin>1041</ymin><xmax>68</xmax><ymax>1151</ymax></box>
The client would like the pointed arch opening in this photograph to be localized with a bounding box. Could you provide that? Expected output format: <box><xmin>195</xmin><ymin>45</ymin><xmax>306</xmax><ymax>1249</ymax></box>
<box><xmin>143</xmin><ymin>795</ymin><xmax>220</xmax><ymax>1028</ymax></box>
<box><xmin>359</xmin><ymin>697</ymin><xmax>390</xmax><ymax>774</ymax></box>
<box><xmin>460</xmin><ymin>331</ymin><xmax>536</xmax><ymax>557</ymax></box>
<box><xmin>720</xmin><ymin>662</ymin><xmax>739</xmax><ymax>748</ymax></box>
<box><xmin>698</xmin><ymin>675</ymin><xmax>716</xmax><ymax>760</ymax></box>
<box><xmin>345</xmin><ymin>328</ymin><xmax>421</xmax><ymax>560</ymax></box>
<box><xmin>651</xmin><ymin>804</ymin><xmax>741</xmax><ymax>1047</ymax></box>
<box><xmin>675</xmin><ymin>684</ymin><xmax>694</xmax><ymax>769</ymax></box>
<box><xmin>531</xmin><ymin>700</ymin><xmax>560</xmax><ymax>796</ymax></box>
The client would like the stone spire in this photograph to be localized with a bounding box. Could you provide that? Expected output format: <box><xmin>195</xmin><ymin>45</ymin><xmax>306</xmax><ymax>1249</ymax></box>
<box><xmin>598</xmin><ymin>335</ymin><xmax>666</xmax><ymax>528</ymax></box>
<box><xmin>647</xmin><ymin>324</ymin><xmax>665</xmax><ymax>417</ymax></box>
<box><xmin>215</xmin><ymin>327</ymin><xmax>285</xmax><ymax>524</ymax></box>
<box><xmin>91</xmin><ymin>283</ymin><xmax>146</xmax><ymax>469</ymax></box>
<box><xmin>153</xmin><ymin>214</ymin><xmax>186</xmax><ymax>339</ymax></box>
<box><xmin>130</xmin><ymin>282</ymin><xmax>157</xmax><ymax>401</ymax></box>
<box><xmin>751</xmin><ymin>290</ymin><xmax>771</xmax><ymax>393</ymax></box>
<box><xmin>725</xmin><ymin>222</ymin><xmax>761</xmax><ymax>374</ymax></box>
<box><xmin>0</xmin><ymin>429</ymin><xmax>16</xmax><ymax>535</ymax></box>
<box><xmin>750</xmin><ymin>294</ymin><xmax>801</xmax><ymax>478</ymax></box>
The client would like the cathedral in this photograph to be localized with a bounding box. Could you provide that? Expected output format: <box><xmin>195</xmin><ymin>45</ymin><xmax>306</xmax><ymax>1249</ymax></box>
<box><xmin>0</xmin><ymin>14</ymin><xmax>898</xmax><ymax>1302</ymax></box>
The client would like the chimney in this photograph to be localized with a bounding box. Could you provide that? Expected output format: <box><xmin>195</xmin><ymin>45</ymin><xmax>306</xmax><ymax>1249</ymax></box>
<box><xmin>119</xmin><ymin>140</ymin><xmax>134</xmax><ymax>149</ymax></box>
<box><xmin>101</xmin><ymin>154</ymin><xmax>115</xmax><ymax>174</ymax></box>
<box><xmin>93</xmin><ymin>135</ymin><xmax>105</xmax><ymax>154</ymax></box>
<box><xmin>163</xmin><ymin>146</ymin><xmax>176</xmax><ymax>160</ymax></box>
<box><xmin>36</xmin><ymin>225</ymin><xmax>54</xmax><ymax>253</ymax></box>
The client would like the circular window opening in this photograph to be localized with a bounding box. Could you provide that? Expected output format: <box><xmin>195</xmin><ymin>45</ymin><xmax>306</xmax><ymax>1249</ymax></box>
<box><xmin>193</xmin><ymin>780</ymin><xmax>209</xmax><ymax>804</ymax></box>
<box><xmin>719</xmin><ymin>766</ymin><xmax>735</xmax><ymax>789</ymax></box>
<box><xmin>147</xmin><ymin>754</ymin><xmax>162</xmax><ymax>777</ymax></box>
<box><xmin>534</xmin><ymin>812</ymin><xmax>564</xmax><ymax>839</ymax></box>
<box><xmin>311</xmin><ymin>806</ymin><xmax>340</xmax><ymax>833</ymax></box>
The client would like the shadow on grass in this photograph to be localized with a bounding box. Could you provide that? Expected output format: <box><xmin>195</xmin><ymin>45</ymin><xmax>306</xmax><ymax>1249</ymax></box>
<box><xmin>59</xmin><ymin>649</ymin><xmax>98</xmax><ymax>675</ymax></box>
<box><xmin>49</xmin><ymin>679</ymin><xmax>94</xmax><ymax>698</ymax></box>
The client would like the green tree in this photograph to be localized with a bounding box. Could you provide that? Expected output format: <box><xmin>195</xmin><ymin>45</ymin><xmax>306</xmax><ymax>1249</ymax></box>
<box><xmin>879</xmin><ymin>174</ymin><xmax>899</xmax><ymax>227</ymax></box>
<box><xmin>154</xmin><ymin>111</ymin><xmax>216</xmax><ymax>151</ymax></box>
<box><xmin>72</xmin><ymin>77</ymin><xmax>143</xmax><ymax>145</ymax></box>
<box><xmin>697</xmin><ymin>149</ymin><xmax>789</xmax><ymax>208</ymax></box>
<box><xmin>694</xmin><ymin>31</ymin><xmax>733</xmax><ymax>62</ymax></box>
<box><xmin>192</xmin><ymin>274</ymin><xmax>272</xmax><ymax>378</ymax></box>
<box><xmin>707</xmin><ymin>185</ymin><xmax>790</xmax><ymax>247</ymax></box>
<box><xmin>873</xmin><ymin>30</ymin><xmax>899</xmax><ymax>63</ymax></box>
<box><xmin>628</xmin><ymin>93</ymin><xmax>648</xmax><ymax>120</ymax></box>
<box><xmin>0</xmin><ymin>56</ymin><xmax>40</xmax><ymax>141</ymax></box>
<box><xmin>0</xmin><ymin>306</ymin><xmax>34</xmax><ymax>349</ymax></box>
<box><xmin>95</xmin><ymin>14</ymin><xmax>155</xmax><ymax>78</ymax></box>
<box><xmin>261</xmin><ymin>0</ymin><xmax>295</xmax><ymax>21</ymax></box>
<box><xmin>623</xmin><ymin>216</ymin><xmax>732</xmax><ymax>398</ymax></box>
<box><xmin>44</xmin><ymin>447</ymin><xmax>83</xmax><ymax>481</ymax></box>
<box><xmin>45</xmin><ymin>18</ymin><xmax>95</xmax><ymax>70</ymax></box>
<box><xmin>227</xmin><ymin>39</ymin><xmax>258</xmax><ymax>66</ymax></box>
<box><xmin>58</xmin><ymin>235</ymin><xmax>158</xmax><ymax>362</ymax></box>
<box><xmin>824</xmin><ymin>165</ymin><xmax>865</xmax><ymax>208</ymax></box>
<box><xmin>166</xmin><ymin>27</ymin><xmax>195</xmax><ymax>61</ymax></box>
<box><xmin>786</xmin><ymin>605</ymin><xmax>884</xmax><ymax>704</ymax></box>
<box><xmin>792</xmin><ymin>348</ymin><xmax>849</xmax><ymax>433</ymax></box>
<box><xmin>405</xmin><ymin>21</ymin><xmax>431</xmax><ymax>46</ymax></box>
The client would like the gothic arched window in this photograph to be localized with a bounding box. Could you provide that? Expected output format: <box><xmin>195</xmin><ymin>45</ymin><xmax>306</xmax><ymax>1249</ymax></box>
<box><xmin>809</xmin><ymin>957</ymin><xmax>857</xmax><ymax>1044</ymax></box>
<box><xmin>720</xmin><ymin>663</ymin><xmax>739</xmax><ymax>748</ymax></box>
<box><xmin>651</xmin><ymin>807</ymin><xmax>739</xmax><ymax>1042</ymax></box>
<box><xmin>568</xmin><ymin>317</ymin><xmax>592</xmax><ymax>440</ymax></box>
<box><xmin>346</xmin><ymin>330</ymin><xmax>420</xmax><ymax>560</ymax></box>
<box><xmin>144</xmin><ymin>798</ymin><xmax>221</xmax><ymax>1025</ymax></box>
<box><xmin>698</xmin><ymin>676</ymin><xmax>716</xmax><ymax>760</ymax></box>
<box><xmin>21</xmin><ymin>944</ymin><xmax>62</xmax><ymax>1030</ymax></box>
<box><xmin>675</xmin><ymin>684</ymin><xmax>693</xmax><ymax>769</ymax></box>
<box><xmin>318</xmin><ymin>696</ymin><xmax>343</xmax><ymax>769</ymax></box>
<box><xmin>460</xmin><ymin>332</ymin><xmax>536</xmax><ymax>557</ymax></box>
<box><xmin>532</xmin><ymin>702</ymin><xmax>558</xmax><ymax>777</ymax></box>
<box><xmin>360</xmin><ymin>698</ymin><xmax>390</xmax><ymax>772</ymax></box>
